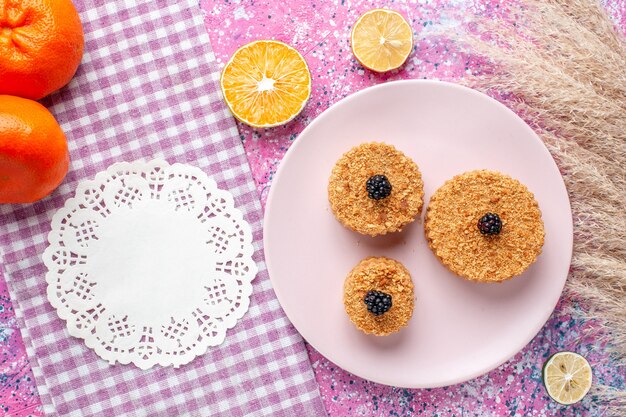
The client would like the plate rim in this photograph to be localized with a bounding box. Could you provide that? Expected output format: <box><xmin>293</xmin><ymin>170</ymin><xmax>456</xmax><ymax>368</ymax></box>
<box><xmin>263</xmin><ymin>79</ymin><xmax>573</xmax><ymax>388</ymax></box>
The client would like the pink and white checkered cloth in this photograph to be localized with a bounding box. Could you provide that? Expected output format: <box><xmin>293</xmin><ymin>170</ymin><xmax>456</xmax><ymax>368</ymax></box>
<box><xmin>0</xmin><ymin>0</ymin><xmax>325</xmax><ymax>415</ymax></box>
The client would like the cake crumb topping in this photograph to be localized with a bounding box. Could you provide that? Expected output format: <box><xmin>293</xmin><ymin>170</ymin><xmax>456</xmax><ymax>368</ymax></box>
<box><xmin>328</xmin><ymin>143</ymin><xmax>423</xmax><ymax>236</ymax></box>
<box><xmin>425</xmin><ymin>170</ymin><xmax>545</xmax><ymax>282</ymax></box>
<box><xmin>344</xmin><ymin>256</ymin><xmax>414</xmax><ymax>336</ymax></box>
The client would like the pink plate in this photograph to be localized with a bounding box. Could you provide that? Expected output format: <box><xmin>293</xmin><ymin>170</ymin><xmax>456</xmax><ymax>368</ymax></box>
<box><xmin>264</xmin><ymin>80</ymin><xmax>573</xmax><ymax>388</ymax></box>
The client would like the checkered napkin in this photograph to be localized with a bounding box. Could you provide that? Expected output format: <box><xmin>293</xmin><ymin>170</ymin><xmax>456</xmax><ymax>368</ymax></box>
<box><xmin>0</xmin><ymin>0</ymin><xmax>325</xmax><ymax>415</ymax></box>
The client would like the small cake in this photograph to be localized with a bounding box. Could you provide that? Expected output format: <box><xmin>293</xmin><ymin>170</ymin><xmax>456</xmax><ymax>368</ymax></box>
<box><xmin>425</xmin><ymin>170</ymin><xmax>545</xmax><ymax>282</ymax></box>
<box><xmin>328</xmin><ymin>143</ymin><xmax>424</xmax><ymax>236</ymax></box>
<box><xmin>343</xmin><ymin>256</ymin><xmax>414</xmax><ymax>336</ymax></box>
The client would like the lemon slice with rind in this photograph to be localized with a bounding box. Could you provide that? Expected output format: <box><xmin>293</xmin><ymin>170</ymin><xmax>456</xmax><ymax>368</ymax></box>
<box><xmin>221</xmin><ymin>40</ymin><xmax>311</xmax><ymax>128</ymax></box>
<box><xmin>543</xmin><ymin>351</ymin><xmax>593</xmax><ymax>405</ymax></box>
<box><xmin>351</xmin><ymin>9</ymin><xmax>413</xmax><ymax>72</ymax></box>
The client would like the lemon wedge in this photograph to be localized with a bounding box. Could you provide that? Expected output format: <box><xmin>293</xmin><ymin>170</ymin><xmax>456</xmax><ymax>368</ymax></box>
<box><xmin>543</xmin><ymin>351</ymin><xmax>593</xmax><ymax>405</ymax></box>
<box><xmin>351</xmin><ymin>9</ymin><xmax>413</xmax><ymax>72</ymax></box>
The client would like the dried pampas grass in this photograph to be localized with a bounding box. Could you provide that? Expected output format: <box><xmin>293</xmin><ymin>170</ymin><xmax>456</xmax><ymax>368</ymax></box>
<box><xmin>458</xmin><ymin>0</ymin><xmax>625</xmax><ymax>414</ymax></box>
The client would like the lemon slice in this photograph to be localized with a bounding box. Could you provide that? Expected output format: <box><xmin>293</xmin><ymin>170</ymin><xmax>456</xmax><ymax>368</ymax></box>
<box><xmin>543</xmin><ymin>351</ymin><xmax>593</xmax><ymax>405</ymax></box>
<box><xmin>351</xmin><ymin>9</ymin><xmax>413</xmax><ymax>72</ymax></box>
<box><xmin>220</xmin><ymin>40</ymin><xmax>311</xmax><ymax>128</ymax></box>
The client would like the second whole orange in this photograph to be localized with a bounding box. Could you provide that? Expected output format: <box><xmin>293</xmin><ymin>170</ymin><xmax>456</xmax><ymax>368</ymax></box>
<box><xmin>0</xmin><ymin>0</ymin><xmax>84</xmax><ymax>100</ymax></box>
<box><xmin>0</xmin><ymin>95</ymin><xmax>69</xmax><ymax>203</ymax></box>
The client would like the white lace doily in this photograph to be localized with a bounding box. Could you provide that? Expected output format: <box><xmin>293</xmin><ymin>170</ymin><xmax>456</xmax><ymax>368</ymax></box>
<box><xmin>43</xmin><ymin>160</ymin><xmax>258</xmax><ymax>369</ymax></box>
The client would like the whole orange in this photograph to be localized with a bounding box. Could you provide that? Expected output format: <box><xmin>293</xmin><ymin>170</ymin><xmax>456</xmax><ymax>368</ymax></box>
<box><xmin>0</xmin><ymin>95</ymin><xmax>69</xmax><ymax>203</ymax></box>
<box><xmin>0</xmin><ymin>0</ymin><xmax>84</xmax><ymax>100</ymax></box>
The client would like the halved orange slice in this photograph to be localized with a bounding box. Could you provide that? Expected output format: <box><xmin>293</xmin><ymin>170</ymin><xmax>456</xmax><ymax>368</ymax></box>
<box><xmin>220</xmin><ymin>40</ymin><xmax>311</xmax><ymax>128</ymax></box>
<box><xmin>351</xmin><ymin>9</ymin><xmax>413</xmax><ymax>72</ymax></box>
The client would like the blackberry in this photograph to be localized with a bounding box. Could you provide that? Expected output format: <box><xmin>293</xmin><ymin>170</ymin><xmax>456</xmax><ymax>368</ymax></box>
<box><xmin>364</xmin><ymin>290</ymin><xmax>392</xmax><ymax>316</ymax></box>
<box><xmin>478</xmin><ymin>212</ymin><xmax>502</xmax><ymax>235</ymax></box>
<box><xmin>366</xmin><ymin>175</ymin><xmax>392</xmax><ymax>200</ymax></box>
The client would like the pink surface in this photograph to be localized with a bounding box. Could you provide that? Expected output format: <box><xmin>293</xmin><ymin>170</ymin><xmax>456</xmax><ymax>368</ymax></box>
<box><xmin>264</xmin><ymin>80</ymin><xmax>573</xmax><ymax>388</ymax></box>
<box><xmin>1</xmin><ymin>0</ymin><xmax>625</xmax><ymax>415</ymax></box>
<box><xmin>201</xmin><ymin>0</ymin><xmax>625</xmax><ymax>415</ymax></box>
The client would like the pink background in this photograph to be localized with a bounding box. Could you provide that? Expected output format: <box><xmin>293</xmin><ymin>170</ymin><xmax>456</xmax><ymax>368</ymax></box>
<box><xmin>1</xmin><ymin>0</ymin><xmax>625</xmax><ymax>415</ymax></box>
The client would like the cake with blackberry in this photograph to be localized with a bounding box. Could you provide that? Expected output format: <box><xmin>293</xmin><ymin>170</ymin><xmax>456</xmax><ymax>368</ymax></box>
<box><xmin>328</xmin><ymin>143</ymin><xmax>423</xmax><ymax>236</ymax></box>
<box><xmin>343</xmin><ymin>256</ymin><xmax>414</xmax><ymax>336</ymax></box>
<box><xmin>425</xmin><ymin>170</ymin><xmax>545</xmax><ymax>282</ymax></box>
